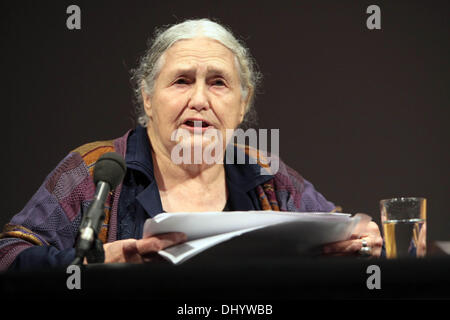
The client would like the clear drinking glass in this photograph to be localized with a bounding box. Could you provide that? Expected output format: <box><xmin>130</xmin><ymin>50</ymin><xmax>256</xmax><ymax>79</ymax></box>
<box><xmin>380</xmin><ymin>197</ymin><xmax>427</xmax><ymax>258</ymax></box>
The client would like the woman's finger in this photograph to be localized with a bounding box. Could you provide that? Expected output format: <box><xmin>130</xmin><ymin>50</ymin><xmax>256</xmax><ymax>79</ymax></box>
<box><xmin>122</xmin><ymin>239</ymin><xmax>142</xmax><ymax>263</ymax></box>
<box><xmin>136</xmin><ymin>232</ymin><xmax>187</xmax><ymax>255</ymax></box>
<box><xmin>323</xmin><ymin>234</ymin><xmax>383</xmax><ymax>257</ymax></box>
<box><xmin>323</xmin><ymin>239</ymin><xmax>362</xmax><ymax>255</ymax></box>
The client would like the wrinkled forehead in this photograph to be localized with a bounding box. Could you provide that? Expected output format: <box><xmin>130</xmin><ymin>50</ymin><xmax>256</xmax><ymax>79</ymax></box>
<box><xmin>160</xmin><ymin>38</ymin><xmax>240</xmax><ymax>78</ymax></box>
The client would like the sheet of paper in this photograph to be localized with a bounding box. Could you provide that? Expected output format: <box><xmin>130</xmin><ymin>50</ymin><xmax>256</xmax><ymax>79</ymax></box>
<box><xmin>435</xmin><ymin>241</ymin><xmax>450</xmax><ymax>255</ymax></box>
<box><xmin>158</xmin><ymin>226</ymin><xmax>265</xmax><ymax>264</ymax></box>
<box><xmin>143</xmin><ymin>211</ymin><xmax>370</xmax><ymax>264</ymax></box>
<box><xmin>144</xmin><ymin>210</ymin><xmax>352</xmax><ymax>240</ymax></box>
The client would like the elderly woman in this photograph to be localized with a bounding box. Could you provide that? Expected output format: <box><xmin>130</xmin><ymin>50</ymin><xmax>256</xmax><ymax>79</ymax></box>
<box><xmin>0</xmin><ymin>19</ymin><xmax>382</xmax><ymax>270</ymax></box>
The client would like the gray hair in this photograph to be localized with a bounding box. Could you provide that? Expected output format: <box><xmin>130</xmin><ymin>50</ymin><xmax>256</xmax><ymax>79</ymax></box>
<box><xmin>131</xmin><ymin>18</ymin><xmax>262</xmax><ymax>128</ymax></box>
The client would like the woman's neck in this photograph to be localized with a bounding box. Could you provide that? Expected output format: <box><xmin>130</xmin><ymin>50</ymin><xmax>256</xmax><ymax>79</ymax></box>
<box><xmin>146</xmin><ymin>126</ymin><xmax>229</xmax><ymax>212</ymax></box>
<box><xmin>151</xmin><ymin>148</ymin><xmax>226</xmax><ymax>191</ymax></box>
<box><xmin>151</xmin><ymin>147</ymin><xmax>228</xmax><ymax>212</ymax></box>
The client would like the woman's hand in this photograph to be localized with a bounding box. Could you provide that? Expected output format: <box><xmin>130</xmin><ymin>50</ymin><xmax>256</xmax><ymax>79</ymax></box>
<box><xmin>322</xmin><ymin>221</ymin><xmax>383</xmax><ymax>258</ymax></box>
<box><xmin>103</xmin><ymin>232</ymin><xmax>187</xmax><ymax>263</ymax></box>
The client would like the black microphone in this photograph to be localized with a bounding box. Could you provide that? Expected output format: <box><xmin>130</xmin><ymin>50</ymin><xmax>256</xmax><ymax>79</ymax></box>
<box><xmin>72</xmin><ymin>152</ymin><xmax>126</xmax><ymax>265</ymax></box>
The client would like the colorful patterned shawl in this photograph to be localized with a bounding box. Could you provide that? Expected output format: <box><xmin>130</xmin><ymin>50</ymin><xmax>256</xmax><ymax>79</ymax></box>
<box><xmin>0</xmin><ymin>130</ymin><xmax>334</xmax><ymax>270</ymax></box>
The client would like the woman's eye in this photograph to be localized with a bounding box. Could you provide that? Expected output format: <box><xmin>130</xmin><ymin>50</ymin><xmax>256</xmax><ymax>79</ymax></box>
<box><xmin>175</xmin><ymin>78</ymin><xmax>189</xmax><ymax>85</ymax></box>
<box><xmin>212</xmin><ymin>79</ymin><xmax>225</xmax><ymax>86</ymax></box>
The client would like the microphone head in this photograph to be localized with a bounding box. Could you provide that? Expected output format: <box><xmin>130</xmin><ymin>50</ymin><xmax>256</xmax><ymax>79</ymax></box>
<box><xmin>93</xmin><ymin>152</ymin><xmax>126</xmax><ymax>190</ymax></box>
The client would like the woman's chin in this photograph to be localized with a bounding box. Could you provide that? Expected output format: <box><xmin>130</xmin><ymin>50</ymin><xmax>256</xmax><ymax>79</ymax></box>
<box><xmin>170</xmin><ymin>141</ymin><xmax>224</xmax><ymax>165</ymax></box>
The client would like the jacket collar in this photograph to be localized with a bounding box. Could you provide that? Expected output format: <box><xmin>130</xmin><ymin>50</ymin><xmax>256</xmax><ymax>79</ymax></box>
<box><xmin>125</xmin><ymin>126</ymin><xmax>273</xmax><ymax>217</ymax></box>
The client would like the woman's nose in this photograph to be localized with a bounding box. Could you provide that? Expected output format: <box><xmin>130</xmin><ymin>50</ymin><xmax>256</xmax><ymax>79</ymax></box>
<box><xmin>188</xmin><ymin>82</ymin><xmax>210</xmax><ymax>111</ymax></box>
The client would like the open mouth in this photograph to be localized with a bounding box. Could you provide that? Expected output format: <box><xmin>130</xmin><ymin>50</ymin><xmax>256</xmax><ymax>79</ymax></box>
<box><xmin>183</xmin><ymin>119</ymin><xmax>212</xmax><ymax>128</ymax></box>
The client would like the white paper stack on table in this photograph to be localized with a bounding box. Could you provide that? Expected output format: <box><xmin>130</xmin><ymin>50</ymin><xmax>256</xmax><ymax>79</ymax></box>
<box><xmin>143</xmin><ymin>211</ymin><xmax>371</xmax><ymax>265</ymax></box>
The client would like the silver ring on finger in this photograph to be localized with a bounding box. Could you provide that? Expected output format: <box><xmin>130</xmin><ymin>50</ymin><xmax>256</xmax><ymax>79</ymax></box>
<box><xmin>359</xmin><ymin>239</ymin><xmax>372</xmax><ymax>257</ymax></box>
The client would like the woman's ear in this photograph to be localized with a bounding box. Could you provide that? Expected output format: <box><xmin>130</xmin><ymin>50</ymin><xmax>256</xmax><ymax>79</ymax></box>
<box><xmin>239</xmin><ymin>86</ymin><xmax>253</xmax><ymax>123</ymax></box>
<box><xmin>141</xmin><ymin>81</ymin><xmax>152</xmax><ymax>118</ymax></box>
<box><xmin>239</xmin><ymin>107</ymin><xmax>245</xmax><ymax>124</ymax></box>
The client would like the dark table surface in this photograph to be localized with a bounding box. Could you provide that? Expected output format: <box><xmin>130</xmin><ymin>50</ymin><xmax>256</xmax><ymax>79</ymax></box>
<box><xmin>1</xmin><ymin>229</ymin><xmax>449</xmax><ymax>302</ymax></box>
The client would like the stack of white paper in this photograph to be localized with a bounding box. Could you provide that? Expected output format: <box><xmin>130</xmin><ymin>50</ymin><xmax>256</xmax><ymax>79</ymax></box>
<box><xmin>143</xmin><ymin>211</ymin><xmax>370</xmax><ymax>264</ymax></box>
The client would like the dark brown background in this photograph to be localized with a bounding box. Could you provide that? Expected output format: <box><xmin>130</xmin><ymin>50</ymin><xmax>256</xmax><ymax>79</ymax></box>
<box><xmin>1</xmin><ymin>0</ymin><xmax>449</xmax><ymax>241</ymax></box>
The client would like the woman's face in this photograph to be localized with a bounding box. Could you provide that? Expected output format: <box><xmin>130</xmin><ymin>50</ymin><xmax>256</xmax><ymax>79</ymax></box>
<box><xmin>142</xmin><ymin>37</ymin><xmax>247</xmax><ymax>163</ymax></box>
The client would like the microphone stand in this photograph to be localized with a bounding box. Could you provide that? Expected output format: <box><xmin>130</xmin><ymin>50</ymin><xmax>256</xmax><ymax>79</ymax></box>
<box><xmin>71</xmin><ymin>240</ymin><xmax>105</xmax><ymax>265</ymax></box>
<box><xmin>71</xmin><ymin>181</ymin><xmax>110</xmax><ymax>265</ymax></box>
